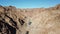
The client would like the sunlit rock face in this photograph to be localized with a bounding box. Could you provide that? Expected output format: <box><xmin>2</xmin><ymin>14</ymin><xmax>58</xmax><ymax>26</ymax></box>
<box><xmin>0</xmin><ymin>4</ymin><xmax>60</xmax><ymax>34</ymax></box>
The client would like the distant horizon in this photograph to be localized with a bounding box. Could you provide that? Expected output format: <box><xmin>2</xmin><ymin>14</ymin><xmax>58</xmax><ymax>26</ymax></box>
<box><xmin>0</xmin><ymin>0</ymin><xmax>60</xmax><ymax>8</ymax></box>
<box><xmin>0</xmin><ymin>4</ymin><xmax>60</xmax><ymax>9</ymax></box>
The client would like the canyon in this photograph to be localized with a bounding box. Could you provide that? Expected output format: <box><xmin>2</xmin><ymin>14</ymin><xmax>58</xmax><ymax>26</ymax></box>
<box><xmin>0</xmin><ymin>4</ymin><xmax>60</xmax><ymax>34</ymax></box>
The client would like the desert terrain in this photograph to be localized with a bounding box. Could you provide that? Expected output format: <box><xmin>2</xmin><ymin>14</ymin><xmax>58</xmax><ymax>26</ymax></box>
<box><xmin>0</xmin><ymin>4</ymin><xmax>60</xmax><ymax>34</ymax></box>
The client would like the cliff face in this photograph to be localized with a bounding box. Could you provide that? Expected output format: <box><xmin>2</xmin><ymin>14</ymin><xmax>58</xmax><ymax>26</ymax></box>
<box><xmin>0</xmin><ymin>4</ymin><xmax>60</xmax><ymax>34</ymax></box>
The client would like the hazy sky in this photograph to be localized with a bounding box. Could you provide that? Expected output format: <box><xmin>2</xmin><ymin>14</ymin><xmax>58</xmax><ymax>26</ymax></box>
<box><xmin>0</xmin><ymin>0</ymin><xmax>60</xmax><ymax>8</ymax></box>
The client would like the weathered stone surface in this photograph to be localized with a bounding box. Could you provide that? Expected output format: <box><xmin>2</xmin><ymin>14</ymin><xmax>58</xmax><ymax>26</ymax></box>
<box><xmin>0</xmin><ymin>4</ymin><xmax>60</xmax><ymax>34</ymax></box>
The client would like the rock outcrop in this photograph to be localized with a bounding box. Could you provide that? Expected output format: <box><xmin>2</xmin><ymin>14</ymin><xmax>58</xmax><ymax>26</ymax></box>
<box><xmin>0</xmin><ymin>4</ymin><xmax>60</xmax><ymax>34</ymax></box>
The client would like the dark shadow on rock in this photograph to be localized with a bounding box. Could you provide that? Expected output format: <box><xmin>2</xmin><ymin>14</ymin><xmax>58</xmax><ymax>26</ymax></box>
<box><xmin>0</xmin><ymin>20</ymin><xmax>16</xmax><ymax>34</ymax></box>
<box><xmin>5</xmin><ymin>14</ymin><xmax>18</xmax><ymax>29</ymax></box>
<box><xmin>18</xmin><ymin>19</ymin><xmax>25</xmax><ymax>26</ymax></box>
<box><xmin>26</xmin><ymin>31</ymin><xmax>29</xmax><ymax>34</ymax></box>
